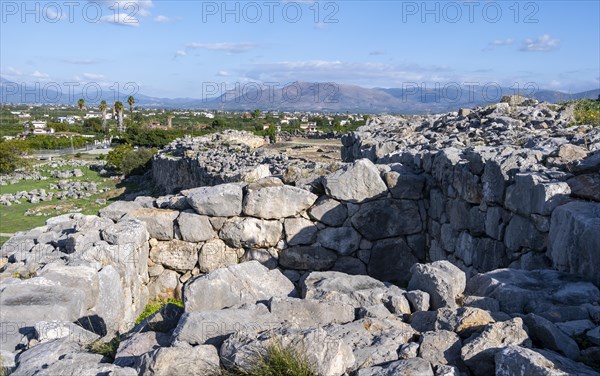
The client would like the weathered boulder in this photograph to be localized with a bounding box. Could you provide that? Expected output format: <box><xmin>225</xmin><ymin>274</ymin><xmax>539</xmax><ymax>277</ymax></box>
<box><xmin>568</xmin><ymin>173</ymin><xmax>600</xmax><ymax>201</ymax></box>
<box><xmin>466</xmin><ymin>268</ymin><xmax>600</xmax><ymax>314</ymax></box>
<box><xmin>279</xmin><ymin>245</ymin><xmax>338</xmax><ymax>271</ymax></box>
<box><xmin>138</xmin><ymin>345</ymin><xmax>220</xmax><ymax>376</ymax></box>
<box><xmin>460</xmin><ymin>318</ymin><xmax>531</xmax><ymax>376</ymax></box>
<box><xmin>172</xmin><ymin>304</ymin><xmax>274</xmax><ymax>346</ymax></box>
<box><xmin>317</xmin><ymin>226</ymin><xmax>362</xmax><ymax>255</ymax></box>
<box><xmin>184</xmin><ymin>183</ymin><xmax>243</xmax><ymax>217</ymax></box>
<box><xmin>123</xmin><ymin>208</ymin><xmax>179</xmax><ymax>240</ymax></box>
<box><xmin>149</xmin><ymin>240</ymin><xmax>200</xmax><ymax>272</ymax></box>
<box><xmin>283</xmin><ymin>217</ymin><xmax>318</xmax><ymax>246</ymax></box>
<box><xmin>418</xmin><ymin>330</ymin><xmax>462</xmax><ymax>367</ymax></box>
<box><xmin>308</xmin><ymin>197</ymin><xmax>348</xmax><ymax>226</ymax></box>
<box><xmin>34</xmin><ymin>320</ymin><xmax>99</xmax><ymax>346</ymax></box>
<box><xmin>495</xmin><ymin>346</ymin><xmax>600</xmax><ymax>376</ymax></box>
<box><xmin>357</xmin><ymin>358</ymin><xmax>434</xmax><ymax>376</ymax></box>
<box><xmin>176</xmin><ymin>210</ymin><xmax>214</xmax><ymax>242</ymax></box>
<box><xmin>183</xmin><ymin>261</ymin><xmax>296</xmax><ymax>312</ymax></box>
<box><xmin>384</xmin><ymin>170</ymin><xmax>425</xmax><ymax>199</ymax></box>
<box><xmin>221</xmin><ymin>327</ymin><xmax>355</xmax><ymax>376</ymax></box>
<box><xmin>323</xmin><ymin>159</ymin><xmax>388</xmax><ymax>203</ymax></box>
<box><xmin>523</xmin><ymin>314</ymin><xmax>580</xmax><ymax>359</ymax></box>
<box><xmin>243</xmin><ymin>185</ymin><xmax>317</xmax><ymax>219</ymax></box>
<box><xmin>98</xmin><ymin>200</ymin><xmax>142</xmax><ymax>222</ymax></box>
<box><xmin>198</xmin><ymin>238</ymin><xmax>239</xmax><ymax>273</ymax></box>
<box><xmin>548</xmin><ymin>201</ymin><xmax>600</xmax><ymax>286</ymax></box>
<box><xmin>326</xmin><ymin>318</ymin><xmax>416</xmax><ymax>369</ymax></box>
<box><xmin>269</xmin><ymin>296</ymin><xmax>355</xmax><ymax>329</ymax></box>
<box><xmin>113</xmin><ymin>331</ymin><xmax>171</xmax><ymax>368</ymax></box>
<box><xmin>220</xmin><ymin>217</ymin><xmax>282</xmax><ymax>248</ymax></box>
<box><xmin>367</xmin><ymin>238</ymin><xmax>419</xmax><ymax>284</ymax></box>
<box><xmin>351</xmin><ymin>199</ymin><xmax>423</xmax><ymax>240</ymax></box>
<box><xmin>504</xmin><ymin>173</ymin><xmax>571</xmax><ymax>216</ymax></box>
<box><xmin>408</xmin><ymin>261</ymin><xmax>466</xmax><ymax>310</ymax></box>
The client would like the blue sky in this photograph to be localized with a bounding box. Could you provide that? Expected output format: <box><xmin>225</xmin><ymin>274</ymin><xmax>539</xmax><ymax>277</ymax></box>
<box><xmin>1</xmin><ymin>0</ymin><xmax>599</xmax><ymax>99</ymax></box>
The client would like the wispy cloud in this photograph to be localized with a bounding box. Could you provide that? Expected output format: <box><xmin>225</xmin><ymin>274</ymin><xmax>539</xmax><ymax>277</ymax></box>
<box><xmin>62</xmin><ymin>58</ymin><xmax>99</xmax><ymax>65</ymax></box>
<box><xmin>100</xmin><ymin>13</ymin><xmax>140</xmax><ymax>27</ymax></box>
<box><xmin>154</xmin><ymin>15</ymin><xmax>171</xmax><ymax>23</ymax></box>
<box><xmin>82</xmin><ymin>73</ymin><xmax>105</xmax><ymax>80</ymax></box>
<box><xmin>369</xmin><ymin>50</ymin><xmax>387</xmax><ymax>56</ymax></box>
<box><xmin>490</xmin><ymin>39</ymin><xmax>514</xmax><ymax>46</ymax></box>
<box><xmin>185</xmin><ymin>42</ymin><xmax>258</xmax><ymax>54</ymax></box>
<box><xmin>217</xmin><ymin>71</ymin><xmax>230</xmax><ymax>77</ymax></box>
<box><xmin>174</xmin><ymin>50</ymin><xmax>187</xmax><ymax>59</ymax></box>
<box><xmin>519</xmin><ymin>34</ymin><xmax>560</xmax><ymax>52</ymax></box>
<box><xmin>31</xmin><ymin>71</ymin><xmax>49</xmax><ymax>79</ymax></box>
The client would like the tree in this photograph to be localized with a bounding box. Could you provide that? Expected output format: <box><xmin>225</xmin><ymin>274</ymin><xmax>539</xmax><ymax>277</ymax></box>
<box><xmin>166</xmin><ymin>111</ymin><xmax>173</xmax><ymax>128</ymax></box>
<box><xmin>127</xmin><ymin>96</ymin><xmax>135</xmax><ymax>126</ymax></box>
<box><xmin>83</xmin><ymin>117</ymin><xmax>103</xmax><ymax>133</ymax></box>
<box><xmin>114</xmin><ymin>101</ymin><xmax>124</xmax><ymax>133</ymax></box>
<box><xmin>211</xmin><ymin>118</ymin><xmax>226</xmax><ymax>128</ymax></box>
<box><xmin>99</xmin><ymin>100</ymin><xmax>108</xmax><ymax>134</ymax></box>
<box><xmin>0</xmin><ymin>140</ymin><xmax>31</xmax><ymax>174</ymax></box>
<box><xmin>251</xmin><ymin>108</ymin><xmax>261</xmax><ymax>119</ymax></box>
<box><xmin>77</xmin><ymin>98</ymin><xmax>85</xmax><ymax>112</ymax></box>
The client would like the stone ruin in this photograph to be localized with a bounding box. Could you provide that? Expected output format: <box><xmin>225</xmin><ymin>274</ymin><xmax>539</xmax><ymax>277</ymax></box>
<box><xmin>0</xmin><ymin>97</ymin><xmax>599</xmax><ymax>375</ymax></box>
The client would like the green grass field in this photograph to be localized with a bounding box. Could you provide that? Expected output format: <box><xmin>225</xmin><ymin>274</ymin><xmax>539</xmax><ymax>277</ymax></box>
<box><xmin>0</xmin><ymin>158</ymin><xmax>145</xmax><ymax>239</ymax></box>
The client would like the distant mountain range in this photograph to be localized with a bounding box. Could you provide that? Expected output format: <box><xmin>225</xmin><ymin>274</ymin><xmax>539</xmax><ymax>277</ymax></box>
<box><xmin>1</xmin><ymin>77</ymin><xmax>598</xmax><ymax>114</ymax></box>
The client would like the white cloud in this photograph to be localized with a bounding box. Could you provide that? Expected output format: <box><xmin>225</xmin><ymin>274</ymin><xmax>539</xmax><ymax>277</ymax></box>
<box><xmin>1</xmin><ymin>66</ymin><xmax>24</xmax><ymax>77</ymax></box>
<box><xmin>100</xmin><ymin>13</ymin><xmax>140</xmax><ymax>26</ymax></box>
<box><xmin>186</xmin><ymin>42</ymin><xmax>258</xmax><ymax>54</ymax></box>
<box><xmin>174</xmin><ymin>50</ymin><xmax>187</xmax><ymax>59</ymax></box>
<box><xmin>519</xmin><ymin>34</ymin><xmax>560</xmax><ymax>52</ymax></box>
<box><xmin>82</xmin><ymin>73</ymin><xmax>105</xmax><ymax>80</ymax></box>
<box><xmin>31</xmin><ymin>71</ymin><xmax>49</xmax><ymax>78</ymax></box>
<box><xmin>62</xmin><ymin>58</ymin><xmax>99</xmax><ymax>65</ymax></box>
<box><xmin>490</xmin><ymin>39</ymin><xmax>514</xmax><ymax>46</ymax></box>
<box><xmin>217</xmin><ymin>71</ymin><xmax>230</xmax><ymax>77</ymax></box>
<box><xmin>154</xmin><ymin>15</ymin><xmax>171</xmax><ymax>23</ymax></box>
<box><xmin>369</xmin><ymin>50</ymin><xmax>387</xmax><ymax>56</ymax></box>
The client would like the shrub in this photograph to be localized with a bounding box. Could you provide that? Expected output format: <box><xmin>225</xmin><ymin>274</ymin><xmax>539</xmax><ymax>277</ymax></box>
<box><xmin>225</xmin><ymin>341</ymin><xmax>317</xmax><ymax>376</ymax></box>
<box><xmin>574</xmin><ymin>99</ymin><xmax>600</xmax><ymax>126</ymax></box>
<box><xmin>106</xmin><ymin>144</ymin><xmax>156</xmax><ymax>176</ymax></box>
<box><xmin>0</xmin><ymin>139</ymin><xmax>31</xmax><ymax>174</ymax></box>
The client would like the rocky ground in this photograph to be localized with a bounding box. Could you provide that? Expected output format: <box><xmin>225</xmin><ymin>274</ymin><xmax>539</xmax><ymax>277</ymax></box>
<box><xmin>0</xmin><ymin>96</ymin><xmax>599</xmax><ymax>375</ymax></box>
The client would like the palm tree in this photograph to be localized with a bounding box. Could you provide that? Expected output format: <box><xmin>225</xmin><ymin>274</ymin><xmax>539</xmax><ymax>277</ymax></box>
<box><xmin>127</xmin><ymin>96</ymin><xmax>135</xmax><ymax>126</ymax></box>
<box><xmin>77</xmin><ymin>98</ymin><xmax>85</xmax><ymax>112</ymax></box>
<box><xmin>166</xmin><ymin>111</ymin><xmax>173</xmax><ymax>128</ymax></box>
<box><xmin>99</xmin><ymin>100</ymin><xmax>108</xmax><ymax>134</ymax></box>
<box><xmin>114</xmin><ymin>101</ymin><xmax>124</xmax><ymax>133</ymax></box>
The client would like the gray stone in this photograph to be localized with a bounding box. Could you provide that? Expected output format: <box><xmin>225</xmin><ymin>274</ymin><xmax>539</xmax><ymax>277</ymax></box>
<box><xmin>101</xmin><ymin>219</ymin><xmax>149</xmax><ymax>246</ymax></box>
<box><xmin>588</xmin><ymin>326</ymin><xmax>600</xmax><ymax>346</ymax></box>
<box><xmin>269</xmin><ymin>296</ymin><xmax>355</xmax><ymax>329</ymax></box>
<box><xmin>466</xmin><ymin>268</ymin><xmax>600</xmax><ymax>314</ymax></box>
<box><xmin>301</xmin><ymin>271</ymin><xmax>385</xmax><ymax>300</ymax></box>
<box><xmin>419</xmin><ymin>330</ymin><xmax>462</xmax><ymax>366</ymax></box>
<box><xmin>148</xmin><ymin>269</ymin><xmax>180</xmax><ymax>300</ymax></box>
<box><xmin>150</xmin><ymin>240</ymin><xmax>200</xmax><ymax>272</ymax></box>
<box><xmin>567</xmin><ymin>173</ymin><xmax>600</xmax><ymax>201</ymax></box>
<box><xmin>555</xmin><ymin>320</ymin><xmax>595</xmax><ymax>337</ymax></box>
<box><xmin>198</xmin><ymin>238</ymin><xmax>239</xmax><ymax>273</ymax></box>
<box><xmin>384</xmin><ymin>170</ymin><xmax>425</xmax><ymax>199</ymax></box>
<box><xmin>138</xmin><ymin>345</ymin><xmax>220</xmax><ymax>375</ymax></box>
<box><xmin>548</xmin><ymin>201</ymin><xmax>600</xmax><ymax>286</ymax></box>
<box><xmin>283</xmin><ymin>217</ymin><xmax>318</xmax><ymax>246</ymax></box>
<box><xmin>34</xmin><ymin>320</ymin><xmax>100</xmax><ymax>346</ymax></box>
<box><xmin>308</xmin><ymin>197</ymin><xmax>348</xmax><ymax>226</ymax></box>
<box><xmin>172</xmin><ymin>304</ymin><xmax>274</xmax><ymax>346</ymax></box>
<box><xmin>357</xmin><ymin>358</ymin><xmax>434</xmax><ymax>376</ymax></box>
<box><xmin>243</xmin><ymin>185</ymin><xmax>317</xmax><ymax>219</ymax></box>
<box><xmin>332</xmin><ymin>256</ymin><xmax>367</xmax><ymax>275</ymax></box>
<box><xmin>495</xmin><ymin>346</ymin><xmax>600</xmax><ymax>376</ymax></box>
<box><xmin>368</xmin><ymin>238</ymin><xmax>419</xmax><ymax>284</ymax></box>
<box><xmin>317</xmin><ymin>226</ymin><xmax>361</xmax><ymax>255</ymax></box>
<box><xmin>123</xmin><ymin>208</ymin><xmax>179</xmax><ymax>240</ymax></box>
<box><xmin>113</xmin><ymin>331</ymin><xmax>171</xmax><ymax>368</ymax></box>
<box><xmin>523</xmin><ymin>313</ymin><xmax>580</xmax><ymax>359</ymax></box>
<box><xmin>221</xmin><ymin>327</ymin><xmax>355</xmax><ymax>376</ymax></box>
<box><xmin>408</xmin><ymin>261</ymin><xmax>466</xmax><ymax>310</ymax></box>
<box><xmin>98</xmin><ymin>200</ymin><xmax>142</xmax><ymax>222</ymax></box>
<box><xmin>504</xmin><ymin>214</ymin><xmax>546</xmax><ymax>253</ymax></box>
<box><xmin>279</xmin><ymin>245</ymin><xmax>338</xmax><ymax>271</ymax></box>
<box><xmin>220</xmin><ymin>217</ymin><xmax>282</xmax><ymax>248</ymax></box>
<box><xmin>462</xmin><ymin>296</ymin><xmax>500</xmax><ymax>312</ymax></box>
<box><xmin>352</xmin><ymin>199</ymin><xmax>423</xmax><ymax>240</ymax></box>
<box><xmin>177</xmin><ymin>210</ymin><xmax>214</xmax><ymax>242</ymax></box>
<box><xmin>327</xmin><ymin>318</ymin><xmax>416</xmax><ymax>369</ymax></box>
<box><xmin>406</xmin><ymin>290</ymin><xmax>430</xmax><ymax>312</ymax></box>
<box><xmin>183</xmin><ymin>261</ymin><xmax>296</xmax><ymax>312</ymax></box>
<box><xmin>357</xmin><ymin>304</ymin><xmax>394</xmax><ymax>319</ymax></box>
<box><xmin>184</xmin><ymin>183</ymin><xmax>243</xmax><ymax>217</ymax></box>
<box><xmin>505</xmin><ymin>173</ymin><xmax>571</xmax><ymax>216</ymax></box>
<box><xmin>241</xmin><ymin>247</ymin><xmax>278</xmax><ymax>269</ymax></box>
<box><xmin>323</xmin><ymin>159</ymin><xmax>388</xmax><ymax>203</ymax></box>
